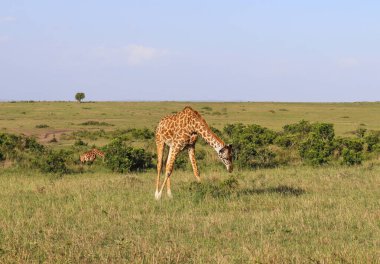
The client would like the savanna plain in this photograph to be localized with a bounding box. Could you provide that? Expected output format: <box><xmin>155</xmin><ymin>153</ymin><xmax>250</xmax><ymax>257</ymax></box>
<box><xmin>0</xmin><ymin>101</ymin><xmax>379</xmax><ymax>263</ymax></box>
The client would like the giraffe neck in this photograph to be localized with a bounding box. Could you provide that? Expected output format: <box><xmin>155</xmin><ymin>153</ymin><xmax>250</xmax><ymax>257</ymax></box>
<box><xmin>194</xmin><ymin>121</ymin><xmax>225</xmax><ymax>153</ymax></box>
<box><xmin>92</xmin><ymin>149</ymin><xmax>104</xmax><ymax>157</ymax></box>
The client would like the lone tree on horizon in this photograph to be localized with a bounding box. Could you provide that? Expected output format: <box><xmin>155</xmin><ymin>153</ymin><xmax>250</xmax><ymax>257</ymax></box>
<box><xmin>75</xmin><ymin>92</ymin><xmax>85</xmax><ymax>103</ymax></box>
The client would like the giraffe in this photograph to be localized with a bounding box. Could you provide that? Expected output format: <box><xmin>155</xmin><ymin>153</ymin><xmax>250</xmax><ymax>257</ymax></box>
<box><xmin>91</xmin><ymin>148</ymin><xmax>105</xmax><ymax>162</ymax></box>
<box><xmin>155</xmin><ymin>106</ymin><xmax>233</xmax><ymax>200</ymax></box>
<box><xmin>80</xmin><ymin>150</ymin><xmax>96</xmax><ymax>164</ymax></box>
<box><xmin>80</xmin><ymin>148</ymin><xmax>105</xmax><ymax>164</ymax></box>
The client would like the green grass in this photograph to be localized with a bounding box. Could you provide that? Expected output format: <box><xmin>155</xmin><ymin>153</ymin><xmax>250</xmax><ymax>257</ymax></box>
<box><xmin>1</xmin><ymin>101</ymin><xmax>380</xmax><ymax>138</ymax></box>
<box><xmin>0</xmin><ymin>101</ymin><xmax>380</xmax><ymax>262</ymax></box>
<box><xmin>0</xmin><ymin>165</ymin><xmax>379</xmax><ymax>263</ymax></box>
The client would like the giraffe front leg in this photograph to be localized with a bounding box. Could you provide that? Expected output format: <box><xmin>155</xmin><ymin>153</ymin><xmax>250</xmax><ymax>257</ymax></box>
<box><xmin>157</xmin><ymin>146</ymin><xmax>179</xmax><ymax>200</ymax></box>
<box><xmin>188</xmin><ymin>146</ymin><xmax>200</xmax><ymax>182</ymax></box>
<box><xmin>155</xmin><ymin>141</ymin><xmax>165</xmax><ymax>200</ymax></box>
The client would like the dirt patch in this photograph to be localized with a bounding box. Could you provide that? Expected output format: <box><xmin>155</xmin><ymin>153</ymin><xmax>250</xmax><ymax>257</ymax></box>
<box><xmin>38</xmin><ymin>129</ymin><xmax>72</xmax><ymax>143</ymax></box>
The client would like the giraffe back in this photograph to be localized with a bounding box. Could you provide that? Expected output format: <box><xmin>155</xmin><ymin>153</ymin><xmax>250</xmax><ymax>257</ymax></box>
<box><xmin>155</xmin><ymin>106</ymin><xmax>224</xmax><ymax>148</ymax></box>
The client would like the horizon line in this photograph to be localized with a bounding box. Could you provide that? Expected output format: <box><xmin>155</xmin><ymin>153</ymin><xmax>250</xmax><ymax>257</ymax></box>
<box><xmin>0</xmin><ymin>100</ymin><xmax>379</xmax><ymax>104</ymax></box>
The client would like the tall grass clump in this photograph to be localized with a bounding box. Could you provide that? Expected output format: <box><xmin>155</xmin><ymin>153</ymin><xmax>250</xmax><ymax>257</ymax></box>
<box><xmin>186</xmin><ymin>175</ymin><xmax>239</xmax><ymax>202</ymax></box>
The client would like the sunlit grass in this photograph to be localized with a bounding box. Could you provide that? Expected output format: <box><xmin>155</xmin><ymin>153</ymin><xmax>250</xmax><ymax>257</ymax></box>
<box><xmin>0</xmin><ymin>164</ymin><xmax>379</xmax><ymax>263</ymax></box>
<box><xmin>0</xmin><ymin>101</ymin><xmax>379</xmax><ymax>262</ymax></box>
<box><xmin>1</xmin><ymin>101</ymin><xmax>380</xmax><ymax>138</ymax></box>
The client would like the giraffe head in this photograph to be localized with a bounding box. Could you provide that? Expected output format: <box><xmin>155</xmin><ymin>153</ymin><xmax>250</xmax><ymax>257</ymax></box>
<box><xmin>218</xmin><ymin>144</ymin><xmax>233</xmax><ymax>172</ymax></box>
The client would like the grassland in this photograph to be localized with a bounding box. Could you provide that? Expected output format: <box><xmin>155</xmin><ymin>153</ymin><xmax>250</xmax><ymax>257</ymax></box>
<box><xmin>0</xmin><ymin>166</ymin><xmax>379</xmax><ymax>263</ymax></box>
<box><xmin>0</xmin><ymin>101</ymin><xmax>380</xmax><ymax>263</ymax></box>
<box><xmin>1</xmin><ymin>101</ymin><xmax>380</xmax><ymax>139</ymax></box>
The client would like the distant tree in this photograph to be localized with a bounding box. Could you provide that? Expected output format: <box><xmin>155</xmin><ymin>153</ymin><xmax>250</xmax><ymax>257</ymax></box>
<box><xmin>75</xmin><ymin>92</ymin><xmax>85</xmax><ymax>103</ymax></box>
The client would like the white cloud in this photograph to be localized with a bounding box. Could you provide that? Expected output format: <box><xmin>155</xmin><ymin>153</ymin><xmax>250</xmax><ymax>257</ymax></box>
<box><xmin>0</xmin><ymin>16</ymin><xmax>16</xmax><ymax>22</ymax></box>
<box><xmin>93</xmin><ymin>44</ymin><xmax>168</xmax><ymax>66</ymax></box>
<box><xmin>126</xmin><ymin>44</ymin><xmax>166</xmax><ymax>65</ymax></box>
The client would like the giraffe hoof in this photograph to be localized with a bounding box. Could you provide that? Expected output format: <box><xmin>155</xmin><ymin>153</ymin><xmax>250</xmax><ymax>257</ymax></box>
<box><xmin>155</xmin><ymin>191</ymin><xmax>162</xmax><ymax>200</ymax></box>
<box><xmin>167</xmin><ymin>190</ymin><xmax>173</xmax><ymax>199</ymax></box>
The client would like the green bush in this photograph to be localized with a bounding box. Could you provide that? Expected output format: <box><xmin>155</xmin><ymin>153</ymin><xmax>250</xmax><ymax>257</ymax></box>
<box><xmin>233</xmin><ymin>142</ymin><xmax>256</xmax><ymax>168</ymax></box>
<box><xmin>173</xmin><ymin>148</ymin><xmax>206</xmax><ymax>171</ymax></box>
<box><xmin>298</xmin><ymin>123</ymin><xmax>335</xmax><ymax>166</ymax></box>
<box><xmin>299</xmin><ymin>135</ymin><xmax>333</xmax><ymax>165</ymax></box>
<box><xmin>80</xmin><ymin>121</ymin><xmax>114</xmax><ymax>126</ymax></box>
<box><xmin>130</xmin><ymin>128</ymin><xmax>154</xmax><ymax>140</ymax></box>
<box><xmin>174</xmin><ymin>151</ymin><xmax>188</xmax><ymax>170</ymax></box>
<box><xmin>274</xmin><ymin>121</ymin><xmax>317</xmax><ymax>150</ymax></box>
<box><xmin>24</xmin><ymin>137</ymin><xmax>45</xmax><ymax>153</ymax></box>
<box><xmin>364</xmin><ymin>131</ymin><xmax>380</xmax><ymax>152</ymax></box>
<box><xmin>201</xmin><ymin>106</ymin><xmax>212</xmax><ymax>111</ymax></box>
<box><xmin>225</xmin><ymin>123</ymin><xmax>276</xmax><ymax>147</ymax></box>
<box><xmin>0</xmin><ymin>133</ymin><xmax>22</xmax><ymax>157</ymax></box>
<box><xmin>34</xmin><ymin>150</ymin><xmax>70</xmax><ymax>174</ymax></box>
<box><xmin>195</xmin><ymin>149</ymin><xmax>206</xmax><ymax>160</ymax></box>
<box><xmin>281</xmin><ymin>121</ymin><xmax>366</xmax><ymax>166</ymax></box>
<box><xmin>1</xmin><ymin>121</ymin><xmax>378</xmax><ymax>173</ymax></box>
<box><xmin>223</xmin><ymin>123</ymin><xmax>243</xmax><ymax>138</ymax></box>
<box><xmin>103</xmin><ymin>138</ymin><xmax>153</xmax><ymax>173</ymax></box>
<box><xmin>335</xmin><ymin>137</ymin><xmax>364</xmax><ymax>153</ymax></box>
<box><xmin>283</xmin><ymin>120</ymin><xmax>313</xmax><ymax>135</ymax></box>
<box><xmin>0</xmin><ymin>132</ymin><xmax>71</xmax><ymax>173</ymax></box>
<box><xmin>223</xmin><ymin>123</ymin><xmax>278</xmax><ymax>169</ymax></box>
<box><xmin>250</xmin><ymin>148</ymin><xmax>278</xmax><ymax>168</ymax></box>
<box><xmin>0</xmin><ymin>133</ymin><xmax>44</xmax><ymax>161</ymax></box>
<box><xmin>341</xmin><ymin>148</ymin><xmax>363</xmax><ymax>165</ymax></box>
<box><xmin>74</xmin><ymin>139</ymin><xmax>88</xmax><ymax>146</ymax></box>
<box><xmin>210</xmin><ymin>126</ymin><xmax>223</xmax><ymax>138</ymax></box>
<box><xmin>274</xmin><ymin>133</ymin><xmax>296</xmax><ymax>148</ymax></box>
<box><xmin>313</xmin><ymin>123</ymin><xmax>335</xmax><ymax>141</ymax></box>
<box><xmin>355</xmin><ymin>128</ymin><xmax>367</xmax><ymax>138</ymax></box>
<box><xmin>334</xmin><ymin>137</ymin><xmax>364</xmax><ymax>165</ymax></box>
<box><xmin>35</xmin><ymin>124</ymin><xmax>49</xmax><ymax>128</ymax></box>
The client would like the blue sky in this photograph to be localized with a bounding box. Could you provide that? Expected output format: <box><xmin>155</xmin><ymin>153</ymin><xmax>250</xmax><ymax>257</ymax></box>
<box><xmin>0</xmin><ymin>1</ymin><xmax>379</xmax><ymax>101</ymax></box>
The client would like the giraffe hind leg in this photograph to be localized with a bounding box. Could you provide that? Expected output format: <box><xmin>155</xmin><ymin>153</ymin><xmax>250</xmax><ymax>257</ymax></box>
<box><xmin>155</xmin><ymin>141</ymin><xmax>165</xmax><ymax>200</ymax></box>
<box><xmin>166</xmin><ymin>176</ymin><xmax>172</xmax><ymax>199</ymax></box>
